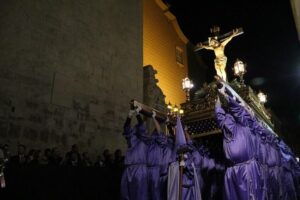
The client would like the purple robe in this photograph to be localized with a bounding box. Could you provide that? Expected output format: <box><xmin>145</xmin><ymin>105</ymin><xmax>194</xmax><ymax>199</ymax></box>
<box><xmin>227</xmin><ymin>95</ymin><xmax>268</xmax><ymax>200</ymax></box>
<box><xmin>198</xmin><ymin>145</ymin><xmax>216</xmax><ymax>171</ymax></box>
<box><xmin>226</xmin><ymin>96</ymin><xmax>256</xmax><ymax>129</ymax></box>
<box><xmin>199</xmin><ymin>146</ymin><xmax>219</xmax><ymax>200</ymax></box>
<box><xmin>167</xmin><ymin>153</ymin><xmax>201</xmax><ymax>200</ymax></box>
<box><xmin>257</xmin><ymin>133</ymin><xmax>269</xmax><ymax>200</ymax></box>
<box><xmin>147</xmin><ymin>131</ymin><xmax>166</xmax><ymax>200</ymax></box>
<box><xmin>121</xmin><ymin>117</ymin><xmax>149</xmax><ymax>200</ymax></box>
<box><xmin>279</xmin><ymin>140</ymin><xmax>300</xmax><ymax>182</ymax></box>
<box><xmin>160</xmin><ymin>136</ymin><xmax>175</xmax><ymax>199</ymax></box>
<box><xmin>227</xmin><ymin>96</ymin><xmax>259</xmax><ymax>158</ymax></box>
<box><xmin>281</xmin><ymin>159</ymin><xmax>297</xmax><ymax>200</ymax></box>
<box><xmin>265</xmin><ymin>133</ymin><xmax>281</xmax><ymax>200</ymax></box>
<box><xmin>215</xmin><ymin>102</ymin><xmax>262</xmax><ymax>200</ymax></box>
<box><xmin>279</xmin><ymin>141</ymin><xmax>297</xmax><ymax>200</ymax></box>
<box><xmin>167</xmin><ymin>117</ymin><xmax>201</xmax><ymax>200</ymax></box>
<box><xmin>290</xmin><ymin>158</ymin><xmax>300</xmax><ymax>199</ymax></box>
<box><xmin>187</xmin><ymin>141</ymin><xmax>204</xmax><ymax>191</ymax></box>
<box><xmin>182</xmin><ymin>152</ymin><xmax>201</xmax><ymax>200</ymax></box>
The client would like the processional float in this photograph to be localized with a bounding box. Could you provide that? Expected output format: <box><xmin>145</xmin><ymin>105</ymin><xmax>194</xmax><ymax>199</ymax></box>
<box><xmin>133</xmin><ymin>26</ymin><xmax>274</xmax><ymax>139</ymax></box>
<box><xmin>131</xmin><ymin>26</ymin><xmax>275</xmax><ymax>200</ymax></box>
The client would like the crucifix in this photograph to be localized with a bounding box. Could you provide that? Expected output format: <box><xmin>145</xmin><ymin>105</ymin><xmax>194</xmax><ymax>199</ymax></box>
<box><xmin>194</xmin><ymin>26</ymin><xmax>244</xmax><ymax>82</ymax></box>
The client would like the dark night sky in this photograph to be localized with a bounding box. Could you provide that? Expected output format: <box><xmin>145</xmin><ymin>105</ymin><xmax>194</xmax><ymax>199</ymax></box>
<box><xmin>166</xmin><ymin>0</ymin><xmax>300</xmax><ymax>140</ymax></box>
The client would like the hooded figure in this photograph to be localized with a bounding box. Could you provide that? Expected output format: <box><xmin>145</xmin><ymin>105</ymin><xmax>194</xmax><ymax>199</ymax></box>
<box><xmin>264</xmin><ymin>132</ymin><xmax>282</xmax><ymax>200</ymax></box>
<box><xmin>198</xmin><ymin>144</ymin><xmax>219</xmax><ymax>200</ymax></box>
<box><xmin>160</xmin><ymin>123</ymin><xmax>176</xmax><ymax>200</ymax></box>
<box><xmin>223</xmin><ymin>89</ymin><xmax>269</xmax><ymax>200</ymax></box>
<box><xmin>186</xmin><ymin>129</ymin><xmax>204</xmax><ymax>194</ymax></box>
<box><xmin>167</xmin><ymin>116</ymin><xmax>202</xmax><ymax>200</ymax></box>
<box><xmin>121</xmin><ymin>107</ymin><xmax>150</xmax><ymax>200</ymax></box>
<box><xmin>147</xmin><ymin>111</ymin><xmax>167</xmax><ymax>200</ymax></box>
<box><xmin>278</xmin><ymin>140</ymin><xmax>297</xmax><ymax>200</ymax></box>
<box><xmin>257</xmin><ymin>129</ymin><xmax>269</xmax><ymax>200</ymax></box>
<box><xmin>219</xmin><ymin>83</ymin><xmax>270</xmax><ymax>200</ymax></box>
<box><xmin>215</xmin><ymin>97</ymin><xmax>262</xmax><ymax>200</ymax></box>
<box><xmin>220</xmin><ymin>85</ymin><xmax>259</xmax><ymax>158</ymax></box>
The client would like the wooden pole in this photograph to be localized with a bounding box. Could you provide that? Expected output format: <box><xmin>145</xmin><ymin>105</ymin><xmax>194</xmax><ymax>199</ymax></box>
<box><xmin>130</xmin><ymin>100</ymin><xmax>176</xmax><ymax>125</ymax></box>
<box><xmin>177</xmin><ymin>147</ymin><xmax>189</xmax><ymax>200</ymax></box>
<box><xmin>179</xmin><ymin>153</ymin><xmax>184</xmax><ymax>200</ymax></box>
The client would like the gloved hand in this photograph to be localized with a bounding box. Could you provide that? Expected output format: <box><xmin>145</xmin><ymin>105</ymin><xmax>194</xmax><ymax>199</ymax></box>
<box><xmin>152</xmin><ymin>110</ymin><xmax>156</xmax><ymax>118</ymax></box>
<box><xmin>135</xmin><ymin>105</ymin><xmax>142</xmax><ymax>114</ymax></box>
<box><xmin>128</xmin><ymin>109</ymin><xmax>135</xmax><ymax>118</ymax></box>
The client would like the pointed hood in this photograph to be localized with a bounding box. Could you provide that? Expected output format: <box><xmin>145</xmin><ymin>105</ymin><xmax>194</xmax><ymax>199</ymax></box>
<box><xmin>175</xmin><ymin>116</ymin><xmax>187</xmax><ymax>148</ymax></box>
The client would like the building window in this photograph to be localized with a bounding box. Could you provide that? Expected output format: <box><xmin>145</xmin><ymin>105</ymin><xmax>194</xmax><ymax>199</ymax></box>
<box><xmin>175</xmin><ymin>46</ymin><xmax>184</xmax><ymax>67</ymax></box>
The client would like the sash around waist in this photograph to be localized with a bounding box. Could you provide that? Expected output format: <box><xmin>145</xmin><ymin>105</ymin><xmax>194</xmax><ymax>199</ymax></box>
<box><xmin>229</xmin><ymin>158</ymin><xmax>257</xmax><ymax>167</ymax></box>
<box><xmin>125</xmin><ymin>163</ymin><xmax>147</xmax><ymax>168</ymax></box>
<box><xmin>125</xmin><ymin>163</ymin><xmax>165</xmax><ymax>168</ymax></box>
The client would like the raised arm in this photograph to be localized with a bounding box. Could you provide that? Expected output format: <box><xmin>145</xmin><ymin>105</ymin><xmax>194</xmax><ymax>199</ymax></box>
<box><xmin>217</xmin><ymin>83</ymin><xmax>261</xmax><ymax>133</ymax></box>
<box><xmin>123</xmin><ymin>109</ymin><xmax>135</xmax><ymax>135</ymax></box>
<box><xmin>215</xmin><ymin>97</ymin><xmax>226</xmax><ymax>124</ymax></box>
<box><xmin>152</xmin><ymin>111</ymin><xmax>162</xmax><ymax>134</ymax></box>
<box><xmin>135</xmin><ymin>105</ymin><xmax>143</xmax><ymax>125</ymax></box>
<box><xmin>220</xmin><ymin>85</ymin><xmax>254</xmax><ymax>125</ymax></box>
<box><xmin>227</xmin><ymin>95</ymin><xmax>256</xmax><ymax>127</ymax></box>
<box><xmin>221</xmin><ymin>29</ymin><xmax>239</xmax><ymax>46</ymax></box>
<box><xmin>195</xmin><ymin>42</ymin><xmax>214</xmax><ymax>51</ymax></box>
<box><xmin>215</xmin><ymin>96</ymin><xmax>237</xmax><ymax>139</ymax></box>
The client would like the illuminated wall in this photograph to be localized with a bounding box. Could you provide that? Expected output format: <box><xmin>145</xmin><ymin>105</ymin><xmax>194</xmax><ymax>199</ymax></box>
<box><xmin>143</xmin><ymin>0</ymin><xmax>189</xmax><ymax>106</ymax></box>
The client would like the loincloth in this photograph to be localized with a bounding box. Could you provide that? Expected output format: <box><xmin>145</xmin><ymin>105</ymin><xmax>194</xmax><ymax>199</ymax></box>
<box><xmin>214</xmin><ymin>56</ymin><xmax>227</xmax><ymax>69</ymax></box>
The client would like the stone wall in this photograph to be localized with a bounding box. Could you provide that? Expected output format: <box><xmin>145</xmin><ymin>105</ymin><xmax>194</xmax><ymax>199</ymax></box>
<box><xmin>0</xmin><ymin>0</ymin><xmax>142</xmax><ymax>157</ymax></box>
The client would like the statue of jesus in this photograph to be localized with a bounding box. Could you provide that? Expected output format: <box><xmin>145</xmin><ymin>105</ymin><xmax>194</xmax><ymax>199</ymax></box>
<box><xmin>195</xmin><ymin>27</ymin><xmax>242</xmax><ymax>82</ymax></box>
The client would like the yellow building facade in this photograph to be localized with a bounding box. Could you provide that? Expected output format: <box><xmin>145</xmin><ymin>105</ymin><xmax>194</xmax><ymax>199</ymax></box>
<box><xmin>143</xmin><ymin>0</ymin><xmax>189</xmax><ymax>106</ymax></box>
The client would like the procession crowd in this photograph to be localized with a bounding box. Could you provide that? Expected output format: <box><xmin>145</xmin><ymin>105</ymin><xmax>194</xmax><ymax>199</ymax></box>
<box><xmin>120</xmin><ymin>84</ymin><xmax>300</xmax><ymax>200</ymax></box>
<box><xmin>0</xmin><ymin>144</ymin><xmax>125</xmax><ymax>200</ymax></box>
<box><xmin>0</xmin><ymin>85</ymin><xmax>300</xmax><ymax>200</ymax></box>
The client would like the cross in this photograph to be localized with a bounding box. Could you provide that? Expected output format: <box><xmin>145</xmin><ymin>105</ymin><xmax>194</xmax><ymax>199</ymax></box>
<box><xmin>194</xmin><ymin>26</ymin><xmax>244</xmax><ymax>82</ymax></box>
